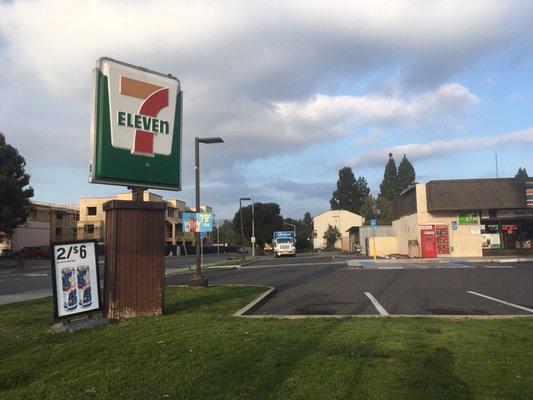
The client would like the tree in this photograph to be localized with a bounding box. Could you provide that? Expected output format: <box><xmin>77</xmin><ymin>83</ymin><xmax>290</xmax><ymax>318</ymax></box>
<box><xmin>218</xmin><ymin>220</ymin><xmax>240</xmax><ymax>245</ymax></box>
<box><xmin>515</xmin><ymin>167</ymin><xmax>529</xmax><ymax>178</ymax></box>
<box><xmin>0</xmin><ymin>133</ymin><xmax>34</xmax><ymax>236</ymax></box>
<box><xmin>330</xmin><ymin>167</ymin><xmax>369</xmax><ymax>214</ymax></box>
<box><xmin>397</xmin><ymin>154</ymin><xmax>416</xmax><ymax>193</ymax></box>
<box><xmin>302</xmin><ymin>212</ymin><xmax>313</xmax><ymax>251</ymax></box>
<box><xmin>379</xmin><ymin>153</ymin><xmax>400</xmax><ymax>201</ymax></box>
<box><xmin>232</xmin><ymin>202</ymin><xmax>284</xmax><ymax>246</ymax></box>
<box><xmin>359</xmin><ymin>195</ymin><xmax>393</xmax><ymax>225</ymax></box>
<box><xmin>323</xmin><ymin>224</ymin><xmax>341</xmax><ymax>251</ymax></box>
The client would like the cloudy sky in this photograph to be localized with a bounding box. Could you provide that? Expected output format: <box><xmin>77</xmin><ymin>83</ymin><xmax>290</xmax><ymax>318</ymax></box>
<box><xmin>1</xmin><ymin>0</ymin><xmax>532</xmax><ymax>218</ymax></box>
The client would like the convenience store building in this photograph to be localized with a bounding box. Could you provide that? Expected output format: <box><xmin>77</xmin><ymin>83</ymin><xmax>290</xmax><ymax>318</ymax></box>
<box><xmin>392</xmin><ymin>179</ymin><xmax>533</xmax><ymax>258</ymax></box>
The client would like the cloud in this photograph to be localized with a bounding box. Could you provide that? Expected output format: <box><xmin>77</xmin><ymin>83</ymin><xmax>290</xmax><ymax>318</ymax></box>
<box><xmin>347</xmin><ymin>127</ymin><xmax>533</xmax><ymax>167</ymax></box>
<box><xmin>274</xmin><ymin>83</ymin><xmax>478</xmax><ymax>130</ymax></box>
<box><xmin>0</xmin><ymin>0</ymin><xmax>531</xmax><ymax>216</ymax></box>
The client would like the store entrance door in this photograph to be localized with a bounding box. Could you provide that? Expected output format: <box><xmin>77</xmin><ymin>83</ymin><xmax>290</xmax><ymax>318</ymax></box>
<box><xmin>420</xmin><ymin>228</ymin><xmax>437</xmax><ymax>258</ymax></box>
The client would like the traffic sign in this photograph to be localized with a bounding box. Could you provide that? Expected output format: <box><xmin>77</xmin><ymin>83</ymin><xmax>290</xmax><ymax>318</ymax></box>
<box><xmin>251</xmin><ymin>236</ymin><xmax>256</xmax><ymax>243</ymax></box>
<box><xmin>452</xmin><ymin>220</ymin><xmax>458</xmax><ymax>231</ymax></box>
<box><xmin>370</xmin><ymin>219</ymin><xmax>377</xmax><ymax>229</ymax></box>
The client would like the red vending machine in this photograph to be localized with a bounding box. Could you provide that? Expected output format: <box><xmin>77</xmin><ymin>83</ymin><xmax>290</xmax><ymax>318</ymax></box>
<box><xmin>420</xmin><ymin>227</ymin><xmax>437</xmax><ymax>258</ymax></box>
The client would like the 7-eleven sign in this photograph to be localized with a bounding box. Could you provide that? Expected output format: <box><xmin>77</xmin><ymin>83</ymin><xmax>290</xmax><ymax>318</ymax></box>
<box><xmin>90</xmin><ymin>58</ymin><xmax>182</xmax><ymax>190</ymax></box>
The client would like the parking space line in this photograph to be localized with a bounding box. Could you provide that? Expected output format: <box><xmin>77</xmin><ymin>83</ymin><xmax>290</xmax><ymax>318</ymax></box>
<box><xmin>364</xmin><ymin>292</ymin><xmax>389</xmax><ymax>316</ymax></box>
<box><xmin>377</xmin><ymin>266</ymin><xmax>403</xmax><ymax>270</ymax></box>
<box><xmin>466</xmin><ymin>291</ymin><xmax>533</xmax><ymax>313</ymax></box>
<box><xmin>484</xmin><ymin>265</ymin><xmax>514</xmax><ymax>269</ymax></box>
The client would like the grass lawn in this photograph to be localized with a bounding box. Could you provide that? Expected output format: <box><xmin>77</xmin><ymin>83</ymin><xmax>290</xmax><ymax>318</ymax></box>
<box><xmin>1</xmin><ymin>286</ymin><xmax>532</xmax><ymax>400</ymax></box>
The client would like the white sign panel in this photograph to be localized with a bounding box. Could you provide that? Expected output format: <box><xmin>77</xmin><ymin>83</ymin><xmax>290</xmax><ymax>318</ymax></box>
<box><xmin>51</xmin><ymin>241</ymin><xmax>101</xmax><ymax>319</ymax></box>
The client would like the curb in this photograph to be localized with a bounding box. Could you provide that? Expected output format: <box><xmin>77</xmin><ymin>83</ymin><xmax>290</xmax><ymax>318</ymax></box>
<box><xmin>235</xmin><ymin>314</ymin><xmax>533</xmax><ymax>320</ymax></box>
<box><xmin>233</xmin><ymin>286</ymin><xmax>276</xmax><ymax>317</ymax></box>
<box><xmin>347</xmin><ymin>257</ymin><xmax>533</xmax><ymax>267</ymax></box>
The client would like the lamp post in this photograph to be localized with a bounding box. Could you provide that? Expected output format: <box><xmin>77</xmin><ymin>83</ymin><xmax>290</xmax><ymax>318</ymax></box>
<box><xmin>239</xmin><ymin>197</ymin><xmax>253</xmax><ymax>259</ymax></box>
<box><xmin>189</xmin><ymin>136</ymin><xmax>224</xmax><ymax>288</ymax></box>
<box><xmin>284</xmin><ymin>221</ymin><xmax>296</xmax><ymax>235</ymax></box>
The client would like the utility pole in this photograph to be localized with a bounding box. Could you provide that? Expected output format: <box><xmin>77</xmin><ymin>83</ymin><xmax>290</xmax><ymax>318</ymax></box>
<box><xmin>495</xmin><ymin>154</ymin><xmax>499</xmax><ymax>178</ymax></box>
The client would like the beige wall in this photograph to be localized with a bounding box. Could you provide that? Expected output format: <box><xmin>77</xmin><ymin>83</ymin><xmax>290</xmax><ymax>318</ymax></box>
<box><xmin>368</xmin><ymin>237</ymin><xmax>398</xmax><ymax>257</ymax></box>
<box><xmin>313</xmin><ymin>210</ymin><xmax>364</xmax><ymax>250</ymax></box>
<box><xmin>393</xmin><ymin>184</ymin><xmax>483</xmax><ymax>257</ymax></box>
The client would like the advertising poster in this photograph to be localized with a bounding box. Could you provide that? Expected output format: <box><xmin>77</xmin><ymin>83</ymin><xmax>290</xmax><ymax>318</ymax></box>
<box><xmin>51</xmin><ymin>240</ymin><xmax>101</xmax><ymax>319</ymax></box>
<box><xmin>182</xmin><ymin>213</ymin><xmax>213</xmax><ymax>233</ymax></box>
<box><xmin>481</xmin><ymin>233</ymin><xmax>501</xmax><ymax>249</ymax></box>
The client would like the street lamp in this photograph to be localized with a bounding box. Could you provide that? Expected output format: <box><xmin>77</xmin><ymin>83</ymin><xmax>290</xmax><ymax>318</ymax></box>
<box><xmin>189</xmin><ymin>136</ymin><xmax>224</xmax><ymax>288</ymax></box>
<box><xmin>239</xmin><ymin>196</ymin><xmax>254</xmax><ymax>258</ymax></box>
<box><xmin>284</xmin><ymin>221</ymin><xmax>296</xmax><ymax>234</ymax></box>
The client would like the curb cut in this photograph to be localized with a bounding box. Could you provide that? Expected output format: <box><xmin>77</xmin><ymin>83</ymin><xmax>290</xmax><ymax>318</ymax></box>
<box><xmin>233</xmin><ymin>286</ymin><xmax>276</xmax><ymax>317</ymax></box>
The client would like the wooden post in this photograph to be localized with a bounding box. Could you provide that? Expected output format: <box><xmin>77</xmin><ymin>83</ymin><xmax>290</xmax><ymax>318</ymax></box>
<box><xmin>103</xmin><ymin>199</ymin><xmax>165</xmax><ymax>319</ymax></box>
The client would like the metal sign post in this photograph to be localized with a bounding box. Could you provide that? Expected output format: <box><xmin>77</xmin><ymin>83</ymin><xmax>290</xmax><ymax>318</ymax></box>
<box><xmin>370</xmin><ymin>218</ymin><xmax>377</xmax><ymax>261</ymax></box>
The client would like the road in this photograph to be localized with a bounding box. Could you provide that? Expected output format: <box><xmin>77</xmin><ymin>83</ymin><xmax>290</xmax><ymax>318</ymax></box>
<box><xmin>2</xmin><ymin>253</ymin><xmax>532</xmax><ymax>316</ymax></box>
<box><xmin>167</xmin><ymin>253</ymin><xmax>533</xmax><ymax>316</ymax></box>
<box><xmin>0</xmin><ymin>253</ymin><xmax>235</xmax><ymax>304</ymax></box>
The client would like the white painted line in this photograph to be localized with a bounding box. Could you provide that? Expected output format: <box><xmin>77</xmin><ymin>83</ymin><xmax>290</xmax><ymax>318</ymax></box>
<box><xmin>467</xmin><ymin>291</ymin><xmax>533</xmax><ymax>313</ymax></box>
<box><xmin>378</xmin><ymin>266</ymin><xmax>403</xmax><ymax>270</ymax></box>
<box><xmin>364</xmin><ymin>292</ymin><xmax>389</xmax><ymax>316</ymax></box>
<box><xmin>484</xmin><ymin>265</ymin><xmax>514</xmax><ymax>269</ymax></box>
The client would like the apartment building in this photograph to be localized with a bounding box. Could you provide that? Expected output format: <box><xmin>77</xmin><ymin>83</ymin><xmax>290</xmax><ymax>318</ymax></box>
<box><xmin>8</xmin><ymin>201</ymin><xmax>79</xmax><ymax>251</ymax></box>
<box><xmin>77</xmin><ymin>193</ymin><xmax>205</xmax><ymax>247</ymax></box>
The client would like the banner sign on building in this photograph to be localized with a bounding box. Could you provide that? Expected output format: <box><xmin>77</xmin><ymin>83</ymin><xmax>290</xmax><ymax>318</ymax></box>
<box><xmin>526</xmin><ymin>181</ymin><xmax>533</xmax><ymax>208</ymax></box>
<box><xmin>50</xmin><ymin>240</ymin><xmax>102</xmax><ymax>319</ymax></box>
<box><xmin>458</xmin><ymin>212</ymin><xmax>478</xmax><ymax>225</ymax></box>
<box><xmin>89</xmin><ymin>58</ymin><xmax>182</xmax><ymax>190</ymax></box>
<box><xmin>182</xmin><ymin>213</ymin><xmax>213</xmax><ymax>233</ymax></box>
<box><xmin>273</xmin><ymin>231</ymin><xmax>295</xmax><ymax>240</ymax></box>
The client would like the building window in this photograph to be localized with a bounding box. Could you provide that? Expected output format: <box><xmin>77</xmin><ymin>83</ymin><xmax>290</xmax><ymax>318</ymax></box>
<box><xmin>313</xmin><ymin>230</ymin><xmax>317</xmax><ymax>238</ymax></box>
<box><xmin>84</xmin><ymin>225</ymin><xmax>95</xmax><ymax>234</ymax></box>
<box><xmin>167</xmin><ymin>208</ymin><xmax>175</xmax><ymax>218</ymax></box>
<box><xmin>178</xmin><ymin>211</ymin><xmax>183</xmax><ymax>219</ymax></box>
<box><xmin>333</xmin><ymin>217</ymin><xmax>340</xmax><ymax>227</ymax></box>
<box><xmin>55</xmin><ymin>227</ymin><xmax>62</xmax><ymax>236</ymax></box>
<box><xmin>87</xmin><ymin>207</ymin><xmax>97</xmax><ymax>216</ymax></box>
<box><xmin>56</xmin><ymin>212</ymin><xmax>63</xmax><ymax>220</ymax></box>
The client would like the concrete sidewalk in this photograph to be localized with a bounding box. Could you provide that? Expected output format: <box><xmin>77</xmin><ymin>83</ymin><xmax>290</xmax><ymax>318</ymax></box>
<box><xmin>347</xmin><ymin>256</ymin><xmax>533</xmax><ymax>267</ymax></box>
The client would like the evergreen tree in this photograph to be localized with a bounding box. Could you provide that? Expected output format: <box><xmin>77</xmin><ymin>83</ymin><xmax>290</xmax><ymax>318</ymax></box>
<box><xmin>330</xmin><ymin>167</ymin><xmax>369</xmax><ymax>214</ymax></box>
<box><xmin>397</xmin><ymin>154</ymin><xmax>416</xmax><ymax>192</ymax></box>
<box><xmin>323</xmin><ymin>224</ymin><xmax>341</xmax><ymax>251</ymax></box>
<box><xmin>0</xmin><ymin>133</ymin><xmax>34</xmax><ymax>236</ymax></box>
<box><xmin>515</xmin><ymin>167</ymin><xmax>529</xmax><ymax>178</ymax></box>
<box><xmin>379</xmin><ymin>153</ymin><xmax>400</xmax><ymax>201</ymax></box>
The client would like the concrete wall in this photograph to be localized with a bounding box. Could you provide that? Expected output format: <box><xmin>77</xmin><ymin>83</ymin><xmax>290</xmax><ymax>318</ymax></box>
<box><xmin>392</xmin><ymin>184</ymin><xmax>483</xmax><ymax>257</ymax></box>
<box><xmin>313</xmin><ymin>209</ymin><xmax>364</xmax><ymax>250</ymax></box>
<box><xmin>367</xmin><ymin>236</ymin><xmax>398</xmax><ymax>257</ymax></box>
<box><xmin>358</xmin><ymin>226</ymin><xmax>395</xmax><ymax>254</ymax></box>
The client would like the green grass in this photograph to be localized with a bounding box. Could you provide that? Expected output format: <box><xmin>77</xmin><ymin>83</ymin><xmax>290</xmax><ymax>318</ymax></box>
<box><xmin>1</xmin><ymin>286</ymin><xmax>532</xmax><ymax>400</ymax></box>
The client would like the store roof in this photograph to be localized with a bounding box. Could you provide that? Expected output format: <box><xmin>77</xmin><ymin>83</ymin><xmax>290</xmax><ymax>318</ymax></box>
<box><xmin>426</xmin><ymin>178</ymin><xmax>529</xmax><ymax>211</ymax></box>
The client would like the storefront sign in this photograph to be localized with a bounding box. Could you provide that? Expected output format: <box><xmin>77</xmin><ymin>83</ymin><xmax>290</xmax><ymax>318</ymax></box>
<box><xmin>182</xmin><ymin>213</ymin><xmax>213</xmax><ymax>233</ymax></box>
<box><xmin>51</xmin><ymin>240</ymin><xmax>101</xmax><ymax>319</ymax></box>
<box><xmin>458</xmin><ymin>212</ymin><xmax>478</xmax><ymax>225</ymax></box>
<box><xmin>89</xmin><ymin>58</ymin><xmax>182</xmax><ymax>190</ymax></box>
<box><xmin>526</xmin><ymin>181</ymin><xmax>533</xmax><ymax>207</ymax></box>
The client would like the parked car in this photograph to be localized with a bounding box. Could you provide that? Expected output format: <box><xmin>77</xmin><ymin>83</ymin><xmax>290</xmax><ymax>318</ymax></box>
<box><xmin>0</xmin><ymin>249</ymin><xmax>12</xmax><ymax>258</ymax></box>
<box><xmin>13</xmin><ymin>246</ymin><xmax>51</xmax><ymax>259</ymax></box>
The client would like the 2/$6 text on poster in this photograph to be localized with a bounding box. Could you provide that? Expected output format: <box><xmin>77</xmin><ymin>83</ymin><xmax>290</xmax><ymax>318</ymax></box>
<box><xmin>51</xmin><ymin>240</ymin><xmax>102</xmax><ymax>319</ymax></box>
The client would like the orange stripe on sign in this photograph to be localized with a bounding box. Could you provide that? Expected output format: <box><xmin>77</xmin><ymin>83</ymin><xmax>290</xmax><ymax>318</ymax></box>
<box><xmin>120</xmin><ymin>76</ymin><xmax>163</xmax><ymax>99</ymax></box>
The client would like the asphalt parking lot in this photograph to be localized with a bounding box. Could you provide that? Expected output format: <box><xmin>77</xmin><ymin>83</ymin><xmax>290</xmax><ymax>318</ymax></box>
<box><xmin>167</xmin><ymin>254</ymin><xmax>533</xmax><ymax>316</ymax></box>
